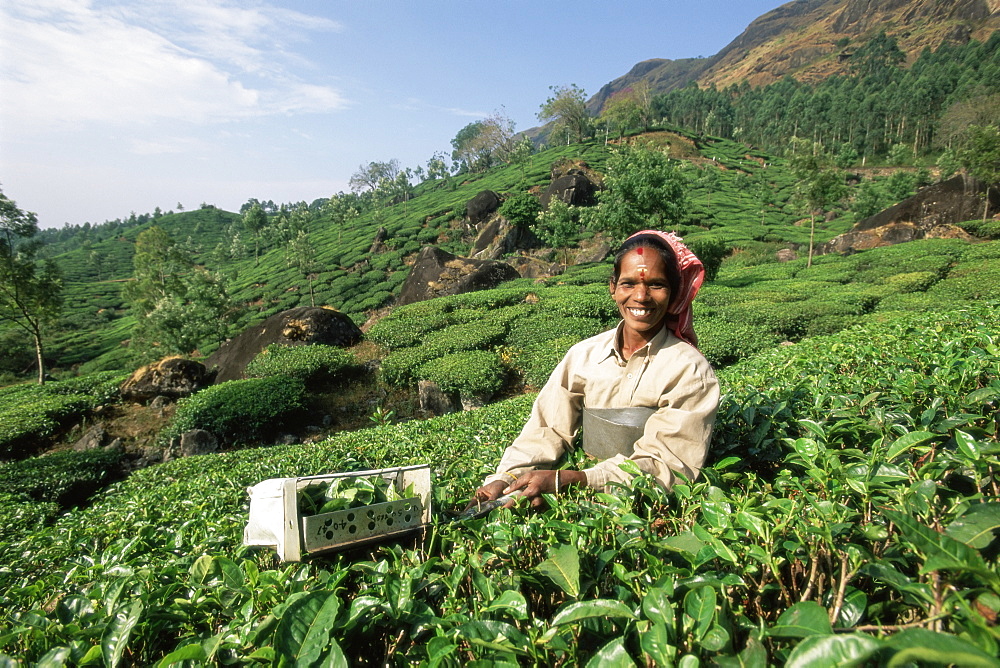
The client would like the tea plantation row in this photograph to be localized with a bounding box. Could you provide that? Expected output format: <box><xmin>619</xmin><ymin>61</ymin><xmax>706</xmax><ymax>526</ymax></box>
<box><xmin>1</xmin><ymin>296</ymin><xmax>997</xmax><ymax>665</ymax></box>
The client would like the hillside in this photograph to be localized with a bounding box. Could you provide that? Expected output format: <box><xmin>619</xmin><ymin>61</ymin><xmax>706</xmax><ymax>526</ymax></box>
<box><xmin>588</xmin><ymin>0</ymin><xmax>1000</xmax><ymax>111</ymax></box>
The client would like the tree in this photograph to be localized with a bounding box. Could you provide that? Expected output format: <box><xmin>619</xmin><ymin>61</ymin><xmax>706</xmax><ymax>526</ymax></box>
<box><xmin>242</xmin><ymin>203</ymin><xmax>268</xmax><ymax>266</ymax></box>
<box><xmin>0</xmin><ymin>191</ymin><xmax>62</xmax><ymax>383</ymax></box>
<box><xmin>324</xmin><ymin>193</ymin><xmax>359</xmax><ymax>243</ymax></box>
<box><xmin>535</xmin><ymin>200</ymin><xmax>579</xmax><ymax>268</ymax></box>
<box><xmin>790</xmin><ymin>142</ymin><xmax>846</xmax><ymax>267</ymax></box>
<box><xmin>287</xmin><ymin>229</ymin><xmax>320</xmax><ymax>307</ymax></box>
<box><xmin>588</xmin><ymin>143</ymin><xmax>688</xmax><ymax>242</ymax></box>
<box><xmin>451</xmin><ymin>110</ymin><xmax>517</xmax><ymax>173</ymax></box>
<box><xmin>957</xmin><ymin>124</ymin><xmax>1000</xmax><ymax>222</ymax></box>
<box><xmin>349</xmin><ymin>160</ymin><xmax>401</xmax><ymax>193</ymax></box>
<box><xmin>538</xmin><ymin>84</ymin><xmax>591</xmax><ymax>144</ymax></box>
<box><xmin>124</xmin><ymin>226</ymin><xmax>235</xmax><ymax>360</ymax></box>
<box><xmin>498</xmin><ymin>193</ymin><xmax>541</xmax><ymax>229</ymax></box>
<box><xmin>600</xmin><ymin>82</ymin><xmax>652</xmax><ymax>138</ymax></box>
<box><xmin>426</xmin><ymin>152</ymin><xmax>451</xmax><ymax>182</ymax></box>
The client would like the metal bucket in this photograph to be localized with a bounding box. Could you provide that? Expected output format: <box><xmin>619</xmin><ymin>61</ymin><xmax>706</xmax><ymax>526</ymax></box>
<box><xmin>582</xmin><ymin>407</ymin><xmax>655</xmax><ymax>460</ymax></box>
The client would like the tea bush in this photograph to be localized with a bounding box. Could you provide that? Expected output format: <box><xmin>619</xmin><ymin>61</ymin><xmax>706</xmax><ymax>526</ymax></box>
<box><xmin>417</xmin><ymin>350</ymin><xmax>507</xmax><ymax>399</ymax></box>
<box><xmin>245</xmin><ymin>344</ymin><xmax>358</xmax><ymax>385</ymax></box>
<box><xmin>159</xmin><ymin>375</ymin><xmax>306</xmax><ymax>446</ymax></box>
<box><xmin>0</xmin><ymin>448</ymin><xmax>124</xmax><ymax>507</ymax></box>
<box><xmin>0</xmin><ymin>371</ymin><xmax>126</xmax><ymax>458</ymax></box>
<box><xmin>516</xmin><ymin>335</ymin><xmax>580</xmax><ymax>388</ymax></box>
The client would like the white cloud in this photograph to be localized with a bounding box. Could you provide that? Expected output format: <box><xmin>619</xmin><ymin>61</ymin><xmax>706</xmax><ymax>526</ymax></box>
<box><xmin>0</xmin><ymin>0</ymin><xmax>346</xmax><ymax>134</ymax></box>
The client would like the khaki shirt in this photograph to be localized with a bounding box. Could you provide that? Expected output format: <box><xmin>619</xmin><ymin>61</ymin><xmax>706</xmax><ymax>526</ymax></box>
<box><xmin>486</xmin><ymin>323</ymin><xmax>720</xmax><ymax>491</ymax></box>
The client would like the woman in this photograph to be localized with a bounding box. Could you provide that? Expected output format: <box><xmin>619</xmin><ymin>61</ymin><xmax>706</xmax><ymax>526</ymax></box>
<box><xmin>474</xmin><ymin>230</ymin><xmax>720</xmax><ymax>509</ymax></box>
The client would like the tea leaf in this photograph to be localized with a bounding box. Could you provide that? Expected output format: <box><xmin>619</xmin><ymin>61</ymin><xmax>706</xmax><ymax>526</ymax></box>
<box><xmin>885</xmin><ymin>431</ymin><xmax>935</xmax><ymax>461</ymax></box>
<box><xmin>101</xmin><ymin>600</ymin><xmax>143</xmax><ymax>668</ymax></box>
<box><xmin>885</xmin><ymin>628</ymin><xmax>1000</xmax><ymax>667</ymax></box>
<box><xmin>768</xmin><ymin>602</ymin><xmax>832</xmax><ymax>638</ymax></box>
<box><xmin>551</xmin><ymin>599</ymin><xmax>636</xmax><ymax>626</ymax></box>
<box><xmin>273</xmin><ymin>590</ymin><xmax>342</xmax><ymax>666</ymax></box>
<box><xmin>785</xmin><ymin>633</ymin><xmax>881</xmax><ymax>668</ymax></box>
<box><xmin>585</xmin><ymin>637</ymin><xmax>635</xmax><ymax>668</ymax></box>
<box><xmin>536</xmin><ymin>544</ymin><xmax>581</xmax><ymax>598</ymax></box>
<box><xmin>946</xmin><ymin>502</ymin><xmax>1000</xmax><ymax>549</ymax></box>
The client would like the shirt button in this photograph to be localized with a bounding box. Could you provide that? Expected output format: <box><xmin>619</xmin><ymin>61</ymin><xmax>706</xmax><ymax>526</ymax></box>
<box><xmin>627</xmin><ymin>373</ymin><xmax>633</xmax><ymax>379</ymax></box>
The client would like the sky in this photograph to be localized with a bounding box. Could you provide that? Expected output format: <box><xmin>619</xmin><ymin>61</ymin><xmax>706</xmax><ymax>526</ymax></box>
<box><xmin>0</xmin><ymin>0</ymin><xmax>786</xmax><ymax>229</ymax></box>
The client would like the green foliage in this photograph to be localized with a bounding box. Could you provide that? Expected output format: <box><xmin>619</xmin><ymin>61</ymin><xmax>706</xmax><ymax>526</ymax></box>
<box><xmin>686</xmin><ymin>236</ymin><xmax>728</xmax><ymax>282</ymax></box>
<box><xmin>0</xmin><ymin>448</ymin><xmax>123</xmax><ymax>507</ymax></box>
<box><xmin>3</xmin><ymin>302</ymin><xmax>1000</xmax><ymax>665</ymax></box>
<box><xmin>0</xmin><ymin>371</ymin><xmax>124</xmax><ymax>457</ymax></box>
<box><xmin>418</xmin><ymin>350</ymin><xmax>507</xmax><ymax>398</ymax></box>
<box><xmin>589</xmin><ymin>143</ymin><xmax>687</xmax><ymax>242</ymax></box>
<box><xmin>160</xmin><ymin>375</ymin><xmax>306</xmax><ymax>446</ymax></box>
<box><xmin>517</xmin><ymin>335</ymin><xmax>579</xmax><ymax>388</ymax></box>
<box><xmin>498</xmin><ymin>192</ymin><xmax>542</xmax><ymax>229</ymax></box>
<box><xmin>245</xmin><ymin>344</ymin><xmax>357</xmax><ymax>385</ymax></box>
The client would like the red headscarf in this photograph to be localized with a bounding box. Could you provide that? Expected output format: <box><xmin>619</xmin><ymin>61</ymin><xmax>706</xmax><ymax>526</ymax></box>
<box><xmin>624</xmin><ymin>230</ymin><xmax>705</xmax><ymax>348</ymax></box>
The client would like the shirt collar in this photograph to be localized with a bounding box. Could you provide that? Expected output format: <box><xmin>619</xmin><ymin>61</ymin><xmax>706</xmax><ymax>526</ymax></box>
<box><xmin>600</xmin><ymin>321</ymin><xmax>670</xmax><ymax>364</ymax></box>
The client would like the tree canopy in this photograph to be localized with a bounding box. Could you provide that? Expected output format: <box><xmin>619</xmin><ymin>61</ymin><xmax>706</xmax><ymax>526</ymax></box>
<box><xmin>0</xmin><ymin>191</ymin><xmax>62</xmax><ymax>383</ymax></box>
<box><xmin>538</xmin><ymin>84</ymin><xmax>592</xmax><ymax>145</ymax></box>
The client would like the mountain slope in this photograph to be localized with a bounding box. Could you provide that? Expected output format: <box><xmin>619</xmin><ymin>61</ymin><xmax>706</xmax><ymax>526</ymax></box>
<box><xmin>590</xmin><ymin>0</ymin><xmax>1000</xmax><ymax>111</ymax></box>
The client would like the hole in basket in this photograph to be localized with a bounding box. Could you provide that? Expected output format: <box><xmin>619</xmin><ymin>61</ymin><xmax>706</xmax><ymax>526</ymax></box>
<box><xmin>323</xmin><ymin>519</ymin><xmax>332</xmax><ymax>528</ymax></box>
<box><xmin>386</xmin><ymin>518</ymin><xmax>393</xmax><ymax>526</ymax></box>
<box><xmin>347</xmin><ymin>512</ymin><xmax>355</xmax><ymax>522</ymax></box>
<box><xmin>368</xmin><ymin>522</ymin><xmax>376</xmax><ymax>530</ymax></box>
<box><xmin>367</xmin><ymin>509</ymin><xmax>375</xmax><ymax>519</ymax></box>
<box><xmin>348</xmin><ymin>525</ymin><xmax>356</xmax><ymax>534</ymax></box>
<box><xmin>404</xmin><ymin>514</ymin><xmax>412</xmax><ymax>523</ymax></box>
<box><xmin>325</xmin><ymin>530</ymin><xmax>334</xmax><ymax>540</ymax></box>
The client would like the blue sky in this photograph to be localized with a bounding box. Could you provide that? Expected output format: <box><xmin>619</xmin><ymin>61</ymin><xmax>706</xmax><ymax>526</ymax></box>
<box><xmin>1</xmin><ymin>0</ymin><xmax>785</xmax><ymax>229</ymax></box>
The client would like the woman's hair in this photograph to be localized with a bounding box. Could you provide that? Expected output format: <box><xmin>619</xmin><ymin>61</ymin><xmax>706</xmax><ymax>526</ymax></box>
<box><xmin>611</xmin><ymin>233</ymin><xmax>681</xmax><ymax>303</ymax></box>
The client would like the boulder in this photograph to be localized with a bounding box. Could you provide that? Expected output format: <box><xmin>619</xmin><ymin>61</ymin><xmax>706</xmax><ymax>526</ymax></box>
<box><xmin>120</xmin><ymin>357</ymin><xmax>211</xmax><ymax>403</ymax></box>
<box><xmin>507</xmin><ymin>256</ymin><xmax>562</xmax><ymax>279</ymax></box>
<box><xmin>369</xmin><ymin>226</ymin><xmax>389</xmax><ymax>254</ymax></box>
<box><xmin>818</xmin><ymin>175</ymin><xmax>999</xmax><ymax>255</ymax></box>
<box><xmin>466</xmin><ymin>190</ymin><xmax>502</xmax><ymax>224</ymax></box>
<box><xmin>418</xmin><ymin>380</ymin><xmax>461</xmax><ymax>416</ymax></box>
<box><xmin>471</xmin><ymin>218</ymin><xmax>540</xmax><ymax>259</ymax></box>
<box><xmin>178</xmin><ymin>429</ymin><xmax>218</xmax><ymax>458</ymax></box>
<box><xmin>574</xmin><ymin>241</ymin><xmax>612</xmax><ymax>265</ymax></box>
<box><xmin>205</xmin><ymin>306</ymin><xmax>362</xmax><ymax>383</ymax></box>
<box><xmin>73</xmin><ymin>424</ymin><xmax>108</xmax><ymax>452</ymax></box>
<box><xmin>540</xmin><ymin>173</ymin><xmax>597</xmax><ymax>208</ymax></box>
<box><xmin>396</xmin><ymin>246</ymin><xmax>521</xmax><ymax>307</ymax></box>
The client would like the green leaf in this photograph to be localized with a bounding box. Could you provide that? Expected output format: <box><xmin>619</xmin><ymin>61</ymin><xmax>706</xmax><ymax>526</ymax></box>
<box><xmin>36</xmin><ymin>647</ymin><xmax>71</xmax><ymax>668</ymax></box>
<box><xmin>190</xmin><ymin>554</ymin><xmax>214</xmax><ymax>586</ymax></box>
<box><xmin>684</xmin><ymin>586</ymin><xmax>717</xmax><ymax>641</ymax></box>
<box><xmin>154</xmin><ymin>643</ymin><xmax>208</xmax><ymax>667</ymax></box>
<box><xmin>884</xmin><ymin>509</ymin><xmax>997</xmax><ymax>584</ymax></box>
<box><xmin>791</xmin><ymin>437</ymin><xmax>820</xmax><ymax>463</ymax></box>
<box><xmin>946</xmin><ymin>502</ymin><xmax>1000</xmax><ymax>549</ymax></box>
<box><xmin>640</xmin><ymin>622</ymin><xmax>675</xmax><ymax>666</ymax></box>
<box><xmin>954</xmin><ymin>429</ymin><xmax>981</xmax><ymax>461</ymax></box>
<box><xmin>102</xmin><ymin>600</ymin><xmax>143</xmax><ymax>668</ymax></box>
<box><xmin>455</xmin><ymin>620</ymin><xmax>529</xmax><ymax>654</ymax></box>
<box><xmin>273</xmin><ymin>590</ymin><xmax>342</xmax><ymax>666</ymax></box>
<box><xmin>736</xmin><ymin>510</ymin><xmax>767</xmax><ymax>538</ymax></box>
<box><xmin>484</xmin><ymin>589</ymin><xmax>528</xmax><ymax>620</ymax></box>
<box><xmin>536</xmin><ymin>544</ymin><xmax>580</xmax><ymax>598</ymax></box>
<box><xmin>785</xmin><ymin>633</ymin><xmax>881</xmax><ymax>668</ymax></box>
<box><xmin>700</xmin><ymin>624</ymin><xmax>730</xmax><ymax>652</ymax></box>
<box><xmin>885</xmin><ymin>431</ymin><xmax>935</xmax><ymax>461</ymax></box>
<box><xmin>585</xmin><ymin>637</ymin><xmax>636</xmax><ymax>668</ymax></box>
<box><xmin>551</xmin><ymin>599</ymin><xmax>637</xmax><ymax>626</ymax></box>
<box><xmin>886</xmin><ymin>628</ymin><xmax>1000</xmax><ymax>667</ymax></box>
<box><xmin>832</xmin><ymin>587</ymin><xmax>868</xmax><ymax>627</ymax></box>
<box><xmin>641</xmin><ymin>586</ymin><xmax>674</xmax><ymax>629</ymax></box>
<box><xmin>768</xmin><ymin>601</ymin><xmax>832</xmax><ymax>638</ymax></box>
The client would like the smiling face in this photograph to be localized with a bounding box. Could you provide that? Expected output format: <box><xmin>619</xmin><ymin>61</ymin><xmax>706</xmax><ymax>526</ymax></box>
<box><xmin>610</xmin><ymin>246</ymin><xmax>672</xmax><ymax>344</ymax></box>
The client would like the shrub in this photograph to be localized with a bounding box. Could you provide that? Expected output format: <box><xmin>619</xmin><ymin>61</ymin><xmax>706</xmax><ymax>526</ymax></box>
<box><xmin>160</xmin><ymin>375</ymin><xmax>306</xmax><ymax>446</ymax></box>
<box><xmin>697</xmin><ymin>317</ymin><xmax>781</xmax><ymax>367</ymax></box>
<box><xmin>417</xmin><ymin>350</ymin><xmax>507</xmax><ymax>398</ymax></box>
<box><xmin>516</xmin><ymin>335</ymin><xmax>579</xmax><ymax>387</ymax></box>
<box><xmin>508</xmin><ymin>316</ymin><xmax>605</xmax><ymax>350</ymax></box>
<box><xmin>498</xmin><ymin>193</ymin><xmax>542</xmax><ymax>228</ymax></box>
<box><xmin>245</xmin><ymin>344</ymin><xmax>357</xmax><ymax>385</ymax></box>
<box><xmin>0</xmin><ymin>448</ymin><xmax>124</xmax><ymax>507</ymax></box>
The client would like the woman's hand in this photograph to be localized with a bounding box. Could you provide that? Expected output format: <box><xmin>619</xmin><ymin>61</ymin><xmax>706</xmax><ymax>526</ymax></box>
<box><xmin>501</xmin><ymin>470</ymin><xmax>587</xmax><ymax>509</ymax></box>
